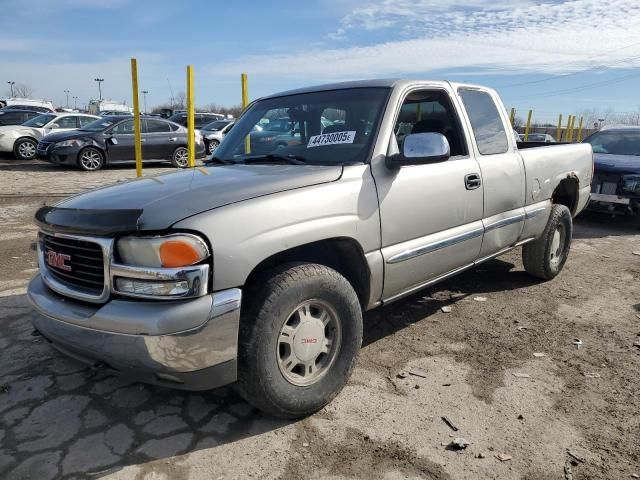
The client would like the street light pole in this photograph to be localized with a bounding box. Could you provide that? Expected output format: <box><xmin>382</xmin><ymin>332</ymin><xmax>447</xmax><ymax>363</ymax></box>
<box><xmin>141</xmin><ymin>90</ymin><xmax>149</xmax><ymax>114</ymax></box>
<box><xmin>73</xmin><ymin>96</ymin><xmax>78</xmax><ymax>109</ymax></box>
<box><xmin>64</xmin><ymin>90</ymin><xmax>70</xmax><ymax>108</ymax></box>
<box><xmin>7</xmin><ymin>81</ymin><xmax>15</xmax><ymax>97</ymax></box>
<box><xmin>94</xmin><ymin>78</ymin><xmax>104</xmax><ymax>101</ymax></box>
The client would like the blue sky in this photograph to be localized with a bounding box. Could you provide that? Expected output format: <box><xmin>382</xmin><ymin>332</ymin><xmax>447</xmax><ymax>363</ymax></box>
<box><xmin>2</xmin><ymin>0</ymin><xmax>640</xmax><ymax>123</ymax></box>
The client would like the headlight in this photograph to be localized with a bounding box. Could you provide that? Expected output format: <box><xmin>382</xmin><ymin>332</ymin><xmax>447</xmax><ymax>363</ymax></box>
<box><xmin>116</xmin><ymin>234</ymin><xmax>209</xmax><ymax>268</ymax></box>
<box><xmin>56</xmin><ymin>139</ymin><xmax>82</xmax><ymax>148</ymax></box>
<box><xmin>621</xmin><ymin>175</ymin><xmax>640</xmax><ymax>196</ymax></box>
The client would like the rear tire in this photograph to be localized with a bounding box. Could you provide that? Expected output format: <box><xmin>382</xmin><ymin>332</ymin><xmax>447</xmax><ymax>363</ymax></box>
<box><xmin>13</xmin><ymin>138</ymin><xmax>37</xmax><ymax>160</ymax></box>
<box><xmin>77</xmin><ymin>147</ymin><xmax>104</xmax><ymax>171</ymax></box>
<box><xmin>523</xmin><ymin>204</ymin><xmax>572</xmax><ymax>280</ymax></box>
<box><xmin>172</xmin><ymin>147</ymin><xmax>188</xmax><ymax>168</ymax></box>
<box><xmin>236</xmin><ymin>263</ymin><xmax>362</xmax><ymax>419</ymax></box>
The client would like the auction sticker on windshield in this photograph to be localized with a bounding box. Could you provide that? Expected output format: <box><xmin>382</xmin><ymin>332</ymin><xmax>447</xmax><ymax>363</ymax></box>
<box><xmin>307</xmin><ymin>131</ymin><xmax>356</xmax><ymax>148</ymax></box>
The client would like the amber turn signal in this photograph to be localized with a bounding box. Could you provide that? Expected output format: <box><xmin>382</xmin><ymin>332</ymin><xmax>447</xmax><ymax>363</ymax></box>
<box><xmin>160</xmin><ymin>239</ymin><xmax>203</xmax><ymax>268</ymax></box>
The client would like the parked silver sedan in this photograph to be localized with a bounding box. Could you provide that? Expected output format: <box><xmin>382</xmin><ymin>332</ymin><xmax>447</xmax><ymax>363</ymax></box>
<box><xmin>0</xmin><ymin>112</ymin><xmax>99</xmax><ymax>160</ymax></box>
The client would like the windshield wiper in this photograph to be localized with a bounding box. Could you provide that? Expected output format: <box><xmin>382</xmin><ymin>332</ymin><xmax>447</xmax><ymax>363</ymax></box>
<box><xmin>203</xmin><ymin>156</ymin><xmax>235</xmax><ymax>165</ymax></box>
<box><xmin>242</xmin><ymin>153</ymin><xmax>308</xmax><ymax>165</ymax></box>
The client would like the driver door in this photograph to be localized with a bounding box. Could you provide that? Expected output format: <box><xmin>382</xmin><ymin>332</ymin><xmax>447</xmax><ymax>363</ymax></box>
<box><xmin>106</xmin><ymin>119</ymin><xmax>135</xmax><ymax>161</ymax></box>
<box><xmin>371</xmin><ymin>87</ymin><xmax>484</xmax><ymax>301</ymax></box>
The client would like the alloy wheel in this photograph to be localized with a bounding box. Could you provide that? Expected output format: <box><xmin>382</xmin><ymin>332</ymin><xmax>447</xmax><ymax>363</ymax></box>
<box><xmin>277</xmin><ymin>299</ymin><xmax>342</xmax><ymax>387</ymax></box>
<box><xmin>80</xmin><ymin>150</ymin><xmax>102</xmax><ymax>170</ymax></box>
<box><xmin>18</xmin><ymin>140</ymin><xmax>36</xmax><ymax>159</ymax></box>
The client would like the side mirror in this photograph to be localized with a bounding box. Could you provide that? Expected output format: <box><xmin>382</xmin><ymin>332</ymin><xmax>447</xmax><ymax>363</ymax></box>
<box><xmin>386</xmin><ymin>132</ymin><xmax>450</xmax><ymax>168</ymax></box>
<box><xmin>109</xmin><ymin>137</ymin><xmax>118</xmax><ymax>145</ymax></box>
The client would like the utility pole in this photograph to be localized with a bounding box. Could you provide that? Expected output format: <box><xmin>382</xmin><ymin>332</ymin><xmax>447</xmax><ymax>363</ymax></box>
<box><xmin>64</xmin><ymin>90</ymin><xmax>70</xmax><ymax>108</ymax></box>
<box><xmin>94</xmin><ymin>78</ymin><xmax>104</xmax><ymax>101</ymax></box>
<box><xmin>73</xmin><ymin>96</ymin><xmax>78</xmax><ymax>109</ymax></box>
<box><xmin>7</xmin><ymin>81</ymin><xmax>15</xmax><ymax>97</ymax></box>
<box><xmin>141</xmin><ymin>90</ymin><xmax>149</xmax><ymax>114</ymax></box>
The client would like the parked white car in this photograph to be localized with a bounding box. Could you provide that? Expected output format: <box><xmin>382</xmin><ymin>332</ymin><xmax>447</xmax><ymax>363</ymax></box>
<box><xmin>0</xmin><ymin>113</ymin><xmax>99</xmax><ymax>160</ymax></box>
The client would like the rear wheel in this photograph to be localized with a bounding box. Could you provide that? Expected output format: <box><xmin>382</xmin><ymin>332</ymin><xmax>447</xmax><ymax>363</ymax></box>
<box><xmin>77</xmin><ymin>147</ymin><xmax>104</xmax><ymax>171</ymax></box>
<box><xmin>236</xmin><ymin>263</ymin><xmax>362</xmax><ymax>418</ymax></box>
<box><xmin>523</xmin><ymin>204</ymin><xmax>572</xmax><ymax>280</ymax></box>
<box><xmin>172</xmin><ymin>147</ymin><xmax>188</xmax><ymax>168</ymax></box>
<box><xmin>13</xmin><ymin>138</ymin><xmax>37</xmax><ymax>160</ymax></box>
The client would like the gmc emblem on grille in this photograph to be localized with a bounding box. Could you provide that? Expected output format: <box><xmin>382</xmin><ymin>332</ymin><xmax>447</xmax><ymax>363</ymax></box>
<box><xmin>46</xmin><ymin>250</ymin><xmax>72</xmax><ymax>271</ymax></box>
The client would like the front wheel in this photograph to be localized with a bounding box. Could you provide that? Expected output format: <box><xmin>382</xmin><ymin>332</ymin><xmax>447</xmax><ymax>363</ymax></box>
<box><xmin>236</xmin><ymin>263</ymin><xmax>363</xmax><ymax>418</ymax></box>
<box><xmin>77</xmin><ymin>147</ymin><xmax>104</xmax><ymax>171</ymax></box>
<box><xmin>13</xmin><ymin>138</ymin><xmax>38</xmax><ymax>160</ymax></box>
<box><xmin>207</xmin><ymin>140</ymin><xmax>219</xmax><ymax>155</ymax></box>
<box><xmin>523</xmin><ymin>204</ymin><xmax>572</xmax><ymax>280</ymax></box>
<box><xmin>172</xmin><ymin>147</ymin><xmax>188</xmax><ymax>168</ymax></box>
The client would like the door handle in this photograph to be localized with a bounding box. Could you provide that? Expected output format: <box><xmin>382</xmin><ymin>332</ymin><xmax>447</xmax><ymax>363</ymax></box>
<box><xmin>465</xmin><ymin>173</ymin><xmax>481</xmax><ymax>190</ymax></box>
<box><xmin>169</xmin><ymin>137</ymin><xmax>177</xmax><ymax>142</ymax></box>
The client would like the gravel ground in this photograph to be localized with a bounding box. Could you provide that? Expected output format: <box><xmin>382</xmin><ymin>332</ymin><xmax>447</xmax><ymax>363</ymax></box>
<box><xmin>0</xmin><ymin>160</ymin><xmax>639</xmax><ymax>479</ymax></box>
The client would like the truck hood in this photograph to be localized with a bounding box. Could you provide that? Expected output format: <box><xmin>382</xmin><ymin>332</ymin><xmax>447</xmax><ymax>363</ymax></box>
<box><xmin>593</xmin><ymin>153</ymin><xmax>640</xmax><ymax>174</ymax></box>
<box><xmin>35</xmin><ymin>164</ymin><xmax>343</xmax><ymax>235</ymax></box>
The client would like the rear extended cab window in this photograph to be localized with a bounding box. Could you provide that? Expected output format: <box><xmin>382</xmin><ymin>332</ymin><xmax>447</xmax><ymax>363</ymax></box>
<box><xmin>458</xmin><ymin>89</ymin><xmax>509</xmax><ymax>155</ymax></box>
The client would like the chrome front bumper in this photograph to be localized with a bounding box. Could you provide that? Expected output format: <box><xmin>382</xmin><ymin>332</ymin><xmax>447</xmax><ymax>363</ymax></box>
<box><xmin>28</xmin><ymin>274</ymin><xmax>242</xmax><ymax>390</ymax></box>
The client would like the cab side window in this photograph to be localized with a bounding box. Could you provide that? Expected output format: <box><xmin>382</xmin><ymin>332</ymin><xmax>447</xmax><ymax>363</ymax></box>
<box><xmin>145</xmin><ymin>119</ymin><xmax>171</xmax><ymax>133</ymax></box>
<box><xmin>394</xmin><ymin>90</ymin><xmax>467</xmax><ymax>157</ymax></box>
<box><xmin>110</xmin><ymin>120</ymin><xmax>134</xmax><ymax>134</ymax></box>
<box><xmin>56</xmin><ymin>116</ymin><xmax>79</xmax><ymax>128</ymax></box>
<box><xmin>79</xmin><ymin>116</ymin><xmax>95</xmax><ymax>127</ymax></box>
<box><xmin>458</xmin><ymin>89</ymin><xmax>509</xmax><ymax>155</ymax></box>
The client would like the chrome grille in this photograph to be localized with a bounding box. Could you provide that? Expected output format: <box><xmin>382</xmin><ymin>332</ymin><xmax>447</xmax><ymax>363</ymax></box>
<box><xmin>591</xmin><ymin>174</ymin><xmax>621</xmax><ymax>195</ymax></box>
<box><xmin>40</xmin><ymin>233</ymin><xmax>105</xmax><ymax>296</ymax></box>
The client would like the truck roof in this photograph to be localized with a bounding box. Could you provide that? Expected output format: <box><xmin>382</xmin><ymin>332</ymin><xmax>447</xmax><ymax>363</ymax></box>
<box><xmin>261</xmin><ymin>79</ymin><xmax>486</xmax><ymax>100</ymax></box>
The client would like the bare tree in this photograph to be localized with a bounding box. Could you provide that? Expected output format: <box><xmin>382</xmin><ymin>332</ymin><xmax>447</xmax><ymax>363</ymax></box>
<box><xmin>12</xmin><ymin>83</ymin><xmax>34</xmax><ymax>98</ymax></box>
<box><xmin>174</xmin><ymin>91</ymin><xmax>186</xmax><ymax>109</ymax></box>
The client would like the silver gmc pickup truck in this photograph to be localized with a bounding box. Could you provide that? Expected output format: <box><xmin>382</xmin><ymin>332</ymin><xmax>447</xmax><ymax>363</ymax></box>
<box><xmin>28</xmin><ymin>79</ymin><xmax>593</xmax><ymax>418</ymax></box>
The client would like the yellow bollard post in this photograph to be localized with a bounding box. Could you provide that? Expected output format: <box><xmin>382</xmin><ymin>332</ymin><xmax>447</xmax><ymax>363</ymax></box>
<box><xmin>523</xmin><ymin>109</ymin><xmax>532</xmax><ymax>142</ymax></box>
<box><xmin>556</xmin><ymin>114</ymin><xmax>563</xmax><ymax>142</ymax></box>
<box><xmin>567</xmin><ymin>115</ymin><xmax>575</xmax><ymax>143</ymax></box>
<box><xmin>576</xmin><ymin>117</ymin><xmax>584</xmax><ymax>142</ymax></box>
<box><xmin>130</xmin><ymin>58</ymin><xmax>143</xmax><ymax>177</ymax></box>
<box><xmin>509</xmin><ymin>108</ymin><xmax>515</xmax><ymax>126</ymax></box>
<box><xmin>241</xmin><ymin>73</ymin><xmax>250</xmax><ymax>154</ymax></box>
<box><xmin>186</xmin><ymin>65</ymin><xmax>195</xmax><ymax>168</ymax></box>
<box><xmin>564</xmin><ymin>115</ymin><xmax>572</xmax><ymax>143</ymax></box>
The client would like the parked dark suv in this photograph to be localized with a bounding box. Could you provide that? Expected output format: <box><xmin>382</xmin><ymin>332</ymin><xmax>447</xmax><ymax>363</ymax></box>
<box><xmin>36</xmin><ymin>116</ymin><xmax>205</xmax><ymax>171</ymax></box>
<box><xmin>0</xmin><ymin>109</ymin><xmax>42</xmax><ymax>126</ymax></box>
<box><xmin>168</xmin><ymin>112</ymin><xmax>224</xmax><ymax>129</ymax></box>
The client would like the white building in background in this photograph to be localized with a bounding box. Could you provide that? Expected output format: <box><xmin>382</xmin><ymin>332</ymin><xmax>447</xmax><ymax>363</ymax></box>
<box><xmin>87</xmin><ymin>100</ymin><xmax>132</xmax><ymax>115</ymax></box>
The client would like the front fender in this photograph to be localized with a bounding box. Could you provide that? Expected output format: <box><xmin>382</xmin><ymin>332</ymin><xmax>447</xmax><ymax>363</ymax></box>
<box><xmin>172</xmin><ymin>164</ymin><xmax>381</xmax><ymax>291</ymax></box>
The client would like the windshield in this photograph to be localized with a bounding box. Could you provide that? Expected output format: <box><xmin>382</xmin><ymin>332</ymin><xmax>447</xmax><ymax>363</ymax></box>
<box><xmin>585</xmin><ymin>130</ymin><xmax>640</xmax><ymax>156</ymax></box>
<box><xmin>202</xmin><ymin>120</ymin><xmax>230</xmax><ymax>131</ymax></box>
<box><xmin>22</xmin><ymin>114</ymin><xmax>56</xmax><ymax>128</ymax></box>
<box><xmin>79</xmin><ymin>117</ymin><xmax>117</xmax><ymax>132</ymax></box>
<box><xmin>214</xmin><ymin>87</ymin><xmax>389</xmax><ymax>165</ymax></box>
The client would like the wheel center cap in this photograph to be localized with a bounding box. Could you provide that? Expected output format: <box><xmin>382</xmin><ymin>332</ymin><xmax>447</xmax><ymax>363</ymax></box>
<box><xmin>293</xmin><ymin>319</ymin><xmax>325</xmax><ymax>362</ymax></box>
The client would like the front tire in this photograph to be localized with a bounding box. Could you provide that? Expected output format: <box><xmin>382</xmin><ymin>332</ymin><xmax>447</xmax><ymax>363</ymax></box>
<box><xmin>207</xmin><ymin>140</ymin><xmax>219</xmax><ymax>155</ymax></box>
<box><xmin>236</xmin><ymin>263</ymin><xmax>363</xmax><ymax>419</ymax></box>
<box><xmin>13</xmin><ymin>138</ymin><xmax>37</xmax><ymax>160</ymax></box>
<box><xmin>172</xmin><ymin>146</ymin><xmax>188</xmax><ymax>168</ymax></box>
<box><xmin>77</xmin><ymin>147</ymin><xmax>104</xmax><ymax>171</ymax></box>
<box><xmin>523</xmin><ymin>204</ymin><xmax>572</xmax><ymax>280</ymax></box>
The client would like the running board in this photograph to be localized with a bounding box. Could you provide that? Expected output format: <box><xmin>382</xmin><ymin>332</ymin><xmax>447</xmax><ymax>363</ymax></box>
<box><xmin>382</xmin><ymin>237</ymin><xmax>535</xmax><ymax>305</ymax></box>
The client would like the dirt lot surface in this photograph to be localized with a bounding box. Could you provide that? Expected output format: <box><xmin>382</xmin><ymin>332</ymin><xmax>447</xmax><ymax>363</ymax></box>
<box><xmin>1</xmin><ymin>160</ymin><xmax>639</xmax><ymax>480</ymax></box>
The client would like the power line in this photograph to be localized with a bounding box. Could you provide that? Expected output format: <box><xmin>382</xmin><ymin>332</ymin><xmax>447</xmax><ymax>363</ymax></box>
<box><xmin>495</xmin><ymin>41</ymin><xmax>640</xmax><ymax>88</ymax></box>
<box><xmin>509</xmin><ymin>70</ymin><xmax>640</xmax><ymax>100</ymax></box>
